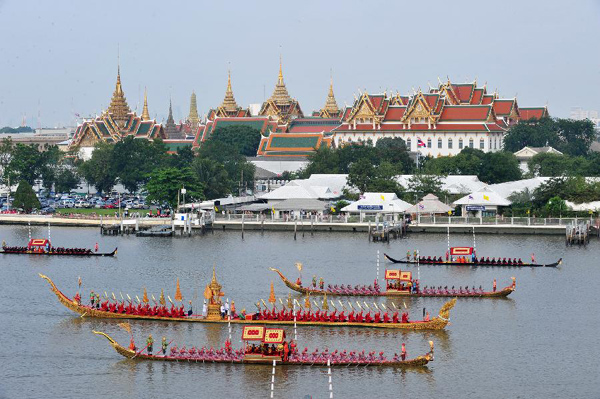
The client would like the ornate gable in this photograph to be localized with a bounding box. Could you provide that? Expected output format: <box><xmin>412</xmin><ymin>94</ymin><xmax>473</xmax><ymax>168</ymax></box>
<box><xmin>401</xmin><ymin>91</ymin><xmax>439</xmax><ymax>127</ymax></box>
<box><xmin>345</xmin><ymin>92</ymin><xmax>383</xmax><ymax>128</ymax></box>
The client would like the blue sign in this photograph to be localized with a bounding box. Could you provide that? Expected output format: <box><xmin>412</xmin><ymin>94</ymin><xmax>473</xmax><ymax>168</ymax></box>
<box><xmin>466</xmin><ymin>205</ymin><xmax>486</xmax><ymax>211</ymax></box>
<box><xmin>357</xmin><ymin>205</ymin><xmax>384</xmax><ymax>210</ymax></box>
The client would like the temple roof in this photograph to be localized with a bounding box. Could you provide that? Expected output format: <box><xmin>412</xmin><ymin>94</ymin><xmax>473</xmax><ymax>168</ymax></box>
<box><xmin>221</xmin><ymin>71</ymin><xmax>240</xmax><ymax>112</ymax></box>
<box><xmin>319</xmin><ymin>78</ymin><xmax>340</xmax><ymax>117</ymax></box>
<box><xmin>187</xmin><ymin>91</ymin><xmax>199</xmax><ymax>126</ymax></box>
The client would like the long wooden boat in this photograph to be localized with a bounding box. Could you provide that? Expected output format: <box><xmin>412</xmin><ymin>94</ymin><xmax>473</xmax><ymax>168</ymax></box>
<box><xmin>1</xmin><ymin>247</ymin><xmax>117</xmax><ymax>257</ymax></box>
<box><xmin>93</xmin><ymin>328</ymin><xmax>434</xmax><ymax>367</ymax></box>
<box><xmin>1</xmin><ymin>238</ymin><xmax>116</xmax><ymax>257</ymax></box>
<box><xmin>271</xmin><ymin>268</ymin><xmax>515</xmax><ymax>298</ymax></box>
<box><xmin>383</xmin><ymin>247</ymin><xmax>562</xmax><ymax>268</ymax></box>
<box><xmin>40</xmin><ymin>274</ymin><xmax>455</xmax><ymax>330</ymax></box>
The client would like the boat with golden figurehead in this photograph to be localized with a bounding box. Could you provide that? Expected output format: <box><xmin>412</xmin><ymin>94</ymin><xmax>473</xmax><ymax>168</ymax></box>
<box><xmin>271</xmin><ymin>267</ymin><xmax>515</xmax><ymax>298</ymax></box>
<box><xmin>93</xmin><ymin>325</ymin><xmax>434</xmax><ymax>367</ymax></box>
<box><xmin>39</xmin><ymin>272</ymin><xmax>456</xmax><ymax>330</ymax></box>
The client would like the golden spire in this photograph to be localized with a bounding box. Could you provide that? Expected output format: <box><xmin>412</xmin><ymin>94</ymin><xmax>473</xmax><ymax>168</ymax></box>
<box><xmin>220</xmin><ymin>70</ymin><xmax>239</xmax><ymax>112</ymax></box>
<box><xmin>187</xmin><ymin>91</ymin><xmax>199</xmax><ymax>126</ymax></box>
<box><xmin>269</xmin><ymin>57</ymin><xmax>292</xmax><ymax>105</ymax></box>
<box><xmin>141</xmin><ymin>88</ymin><xmax>150</xmax><ymax>121</ymax></box>
<box><xmin>321</xmin><ymin>75</ymin><xmax>340</xmax><ymax>116</ymax></box>
<box><xmin>108</xmin><ymin>64</ymin><xmax>131</xmax><ymax>126</ymax></box>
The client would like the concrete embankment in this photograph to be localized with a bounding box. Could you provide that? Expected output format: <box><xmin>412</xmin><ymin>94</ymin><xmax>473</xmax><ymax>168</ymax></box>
<box><xmin>0</xmin><ymin>215</ymin><xmax>568</xmax><ymax>235</ymax></box>
<box><xmin>213</xmin><ymin>220</ymin><xmax>567</xmax><ymax>235</ymax></box>
<box><xmin>0</xmin><ymin>215</ymin><xmax>169</xmax><ymax>228</ymax></box>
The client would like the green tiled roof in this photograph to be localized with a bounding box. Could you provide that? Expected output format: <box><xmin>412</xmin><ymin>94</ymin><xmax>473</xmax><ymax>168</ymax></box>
<box><xmin>260</xmin><ymin>140</ymin><xmax>268</xmax><ymax>152</ymax></box>
<box><xmin>264</xmin><ymin>151</ymin><xmax>313</xmax><ymax>156</ymax></box>
<box><xmin>97</xmin><ymin>122</ymin><xmax>111</xmax><ymax>137</ymax></box>
<box><xmin>136</xmin><ymin>122</ymin><xmax>151</xmax><ymax>136</ymax></box>
<box><xmin>213</xmin><ymin>120</ymin><xmax>265</xmax><ymax>132</ymax></box>
<box><xmin>270</xmin><ymin>136</ymin><xmax>319</xmax><ymax>148</ymax></box>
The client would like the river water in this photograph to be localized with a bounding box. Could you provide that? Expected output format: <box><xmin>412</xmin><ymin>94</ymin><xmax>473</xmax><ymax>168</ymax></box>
<box><xmin>0</xmin><ymin>225</ymin><xmax>598</xmax><ymax>399</ymax></box>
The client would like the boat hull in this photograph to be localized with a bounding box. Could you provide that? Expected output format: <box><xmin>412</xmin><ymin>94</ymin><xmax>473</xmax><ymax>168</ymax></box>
<box><xmin>1</xmin><ymin>248</ymin><xmax>117</xmax><ymax>257</ymax></box>
<box><xmin>93</xmin><ymin>331</ymin><xmax>432</xmax><ymax>367</ymax></box>
<box><xmin>271</xmin><ymin>268</ymin><xmax>514</xmax><ymax>298</ymax></box>
<box><xmin>40</xmin><ymin>274</ymin><xmax>453</xmax><ymax>330</ymax></box>
<box><xmin>384</xmin><ymin>253</ymin><xmax>561</xmax><ymax>268</ymax></box>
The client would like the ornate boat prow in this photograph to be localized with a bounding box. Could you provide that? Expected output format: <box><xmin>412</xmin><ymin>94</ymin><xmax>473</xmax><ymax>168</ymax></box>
<box><xmin>270</xmin><ymin>268</ymin><xmax>306</xmax><ymax>294</ymax></box>
<box><xmin>93</xmin><ymin>331</ymin><xmax>135</xmax><ymax>359</ymax></box>
<box><xmin>438</xmin><ymin>298</ymin><xmax>457</xmax><ymax>320</ymax></box>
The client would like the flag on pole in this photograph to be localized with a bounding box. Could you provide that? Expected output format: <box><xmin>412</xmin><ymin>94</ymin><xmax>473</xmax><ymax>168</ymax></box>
<box><xmin>417</xmin><ymin>138</ymin><xmax>426</xmax><ymax>147</ymax></box>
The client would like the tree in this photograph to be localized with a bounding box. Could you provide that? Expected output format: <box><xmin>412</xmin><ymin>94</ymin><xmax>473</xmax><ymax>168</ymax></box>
<box><xmin>210</xmin><ymin>125</ymin><xmax>262</xmax><ymax>157</ymax></box>
<box><xmin>503</xmin><ymin>117</ymin><xmax>558</xmax><ymax>152</ymax></box>
<box><xmin>545</xmin><ymin>196</ymin><xmax>567</xmax><ymax>217</ymax></box>
<box><xmin>170</xmin><ymin>146</ymin><xmax>195</xmax><ymax>168</ymax></box>
<box><xmin>406</xmin><ymin>174</ymin><xmax>446</xmax><ymax>199</ymax></box>
<box><xmin>478</xmin><ymin>151</ymin><xmax>521</xmax><ymax>183</ymax></box>
<box><xmin>145</xmin><ymin>167</ymin><xmax>205</xmax><ymax>209</ymax></box>
<box><xmin>5</xmin><ymin>143</ymin><xmax>45</xmax><ymax>185</ymax></box>
<box><xmin>554</xmin><ymin>118</ymin><xmax>596</xmax><ymax>156</ymax></box>
<box><xmin>197</xmin><ymin>140</ymin><xmax>255</xmax><ymax>194</ymax></box>
<box><xmin>111</xmin><ymin>136</ymin><xmax>168</xmax><ymax>192</ymax></box>
<box><xmin>13</xmin><ymin>180</ymin><xmax>40</xmax><ymax>212</ymax></box>
<box><xmin>527</xmin><ymin>153</ymin><xmax>572</xmax><ymax>177</ymax></box>
<box><xmin>39</xmin><ymin>145</ymin><xmax>62</xmax><ymax>192</ymax></box>
<box><xmin>504</xmin><ymin>117</ymin><xmax>596</xmax><ymax>156</ymax></box>
<box><xmin>55</xmin><ymin>167</ymin><xmax>80</xmax><ymax>193</ymax></box>
<box><xmin>78</xmin><ymin>142</ymin><xmax>117</xmax><ymax>194</ymax></box>
<box><xmin>192</xmin><ymin>157</ymin><xmax>231</xmax><ymax>199</ymax></box>
<box><xmin>300</xmin><ymin>146</ymin><xmax>340</xmax><ymax>177</ymax></box>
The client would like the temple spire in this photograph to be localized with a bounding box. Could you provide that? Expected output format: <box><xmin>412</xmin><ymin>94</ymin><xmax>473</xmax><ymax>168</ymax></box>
<box><xmin>108</xmin><ymin>63</ymin><xmax>131</xmax><ymax>126</ymax></box>
<box><xmin>166</xmin><ymin>99</ymin><xmax>175</xmax><ymax>125</ymax></box>
<box><xmin>320</xmin><ymin>74</ymin><xmax>340</xmax><ymax>117</ymax></box>
<box><xmin>220</xmin><ymin>70</ymin><xmax>239</xmax><ymax>112</ymax></box>
<box><xmin>270</xmin><ymin>57</ymin><xmax>291</xmax><ymax>105</ymax></box>
<box><xmin>187</xmin><ymin>91</ymin><xmax>199</xmax><ymax>127</ymax></box>
<box><xmin>141</xmin><ymin>88</ymin><xmax>150</xmax><ymax>121</ymax></box>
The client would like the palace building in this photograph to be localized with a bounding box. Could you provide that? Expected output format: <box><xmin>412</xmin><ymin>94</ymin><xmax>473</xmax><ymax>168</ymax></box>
<box><xmin>332</xmin><ymin>79</ymin><xmax>548</xmax><ymax>157</ymax></box>
<box><xmin>70</xmin><ymin>67</ymin><xmax>164</xmax><ymax>158</ymax></box>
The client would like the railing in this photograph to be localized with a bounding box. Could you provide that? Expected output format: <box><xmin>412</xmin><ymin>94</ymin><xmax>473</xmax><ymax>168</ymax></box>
<box><xmin>213</xmin><ymin>213</ymin><xmax>597</xmax><ymax>227</ymax></box>
<box><xmin>213</xmin><ymin>213</ymin><xmax>402</xmax><ymax>225</ymax></box>
<box><xmin>414</xmin><ymin>215</ymin><xmax>594</xmax><ymax>226</ymax></box>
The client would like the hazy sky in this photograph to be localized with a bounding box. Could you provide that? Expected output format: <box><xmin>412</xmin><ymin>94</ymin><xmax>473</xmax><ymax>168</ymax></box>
<box><xmin>1</xmin><ymin>0</ymin><xmax>599</xmax><ymax>127</ymax></box>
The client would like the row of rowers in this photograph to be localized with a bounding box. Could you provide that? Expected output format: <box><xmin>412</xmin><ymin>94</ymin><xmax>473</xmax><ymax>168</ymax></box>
<box><xmin>80</xmin><ymin>290</ymin><xmax>430</xmax><ymax>323</ymax></box>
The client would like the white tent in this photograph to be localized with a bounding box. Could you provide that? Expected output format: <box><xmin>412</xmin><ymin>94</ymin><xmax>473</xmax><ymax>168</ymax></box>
<box><xmin>405</xmin><ymin>194</ymin><xmax>452</xmax><ymax>214</ymax></box>
<box><xmin>341</xmin><ymin>193</ymin><xmax>412</xmax><ymax>213</ymax></box>
<box><xmin>454</xmin><ymin>186</ymin><xmax>511</xmax><ymax>216</ymax></box>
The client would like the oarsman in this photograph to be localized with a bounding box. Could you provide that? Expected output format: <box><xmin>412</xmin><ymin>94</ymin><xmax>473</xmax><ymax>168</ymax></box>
<box><xmin>162</xmin><ymin>337</ymin><xmax>168</xmax><ymax>356</ymax></box>
<box><xmin>531</xmin><ymin>253</ymin><xmax>536</xmax><ymax>263</ymax></box>
<box><xmin>147</xmin><ymin>334</ymin><xmax>154</xmax><ymax>355</ymax></box>
<box><xmin>319</xmin><ymin>277</ymin><xmax>324</xmax><ymax>290</ymax></box>
<box><xmin>401</xmin><ymin>343</ymin><xmax>406</xmax><ymax>361</ymax></box>
<box><xmin>94</xmin><ymin>242</ymin><xmax>99</xmax><ymax>252</ymax></box>
<box><xmin>90</xmin><ymin>291</ymin><xmax>95</xmax><ymax>307</ymax></box>
<box><xmin>493</xmin><ymin>279</ymin><xmax>497</xmax><ymax>292</ymax></box>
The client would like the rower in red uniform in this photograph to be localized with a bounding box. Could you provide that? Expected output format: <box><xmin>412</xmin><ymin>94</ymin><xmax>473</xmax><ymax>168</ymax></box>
<box><xmin>401</xmin><ymin>343</ymin><xmax>406</xmax><ymax>361</ymax></box>
<box><xmin>493</xmin><ymin>279</ymin><xmax>497</xmax><ymax>292</ymax></box>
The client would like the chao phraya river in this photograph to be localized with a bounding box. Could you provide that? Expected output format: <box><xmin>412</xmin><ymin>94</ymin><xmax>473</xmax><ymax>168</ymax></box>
<box><xmin>1</xmin><ymin>225</ymin><xmax>599</xmax><ymax>399</ymax></box>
